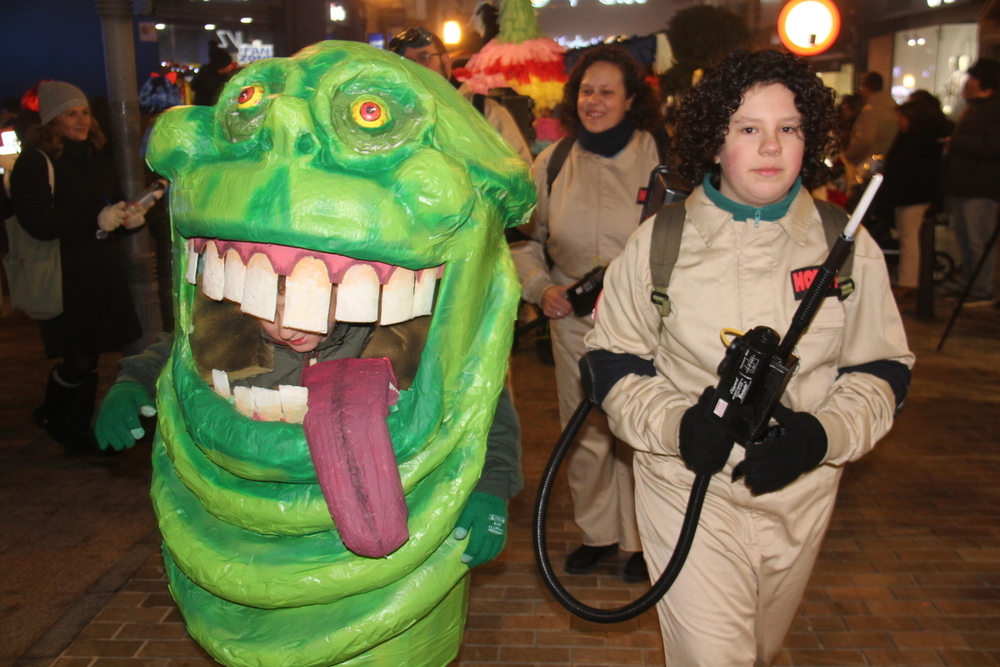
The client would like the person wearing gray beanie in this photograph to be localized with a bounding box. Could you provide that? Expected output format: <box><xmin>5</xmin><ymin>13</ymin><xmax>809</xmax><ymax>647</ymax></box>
<box><xmin>38</xmin><ymin>81</ymin><xmax>89</xmax><ymax>126</ymax></box>
<box><xmin>8</xmin><ymin>80</ymin><xmax>151</xmax><ymax>454</ymax></box>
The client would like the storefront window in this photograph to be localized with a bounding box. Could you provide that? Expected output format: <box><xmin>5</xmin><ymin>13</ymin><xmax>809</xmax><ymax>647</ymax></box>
<box><xmin>892</xmin><ymin>23</ymin><xmax>977</xmax><ymax>117</ymax></box>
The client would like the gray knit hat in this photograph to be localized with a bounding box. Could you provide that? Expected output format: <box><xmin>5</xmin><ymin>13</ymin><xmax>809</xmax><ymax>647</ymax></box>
<box><xmin>39</xmin><ymin>81</ymin><xmax>89</xmax><ymax>125</ymax></box>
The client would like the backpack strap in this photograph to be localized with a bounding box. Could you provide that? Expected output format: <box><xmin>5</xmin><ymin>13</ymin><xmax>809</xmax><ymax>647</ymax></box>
<box><xmin>814</xmin><ymin>198</ymin><xmax>854</xmax><ymax>300</ymax></box>
<box><xmin>548</xmin><ymin>129</ymin><xmax>667</xmax><ymax>197</ymax></box>
<box><xmin>650</xmin><ymin>124</ymin><xmax>671</xmax><ymax>166</ymax></box>
<box><xmin>472</xmin><ymin>93</ymin><xmax>487</xmax><ymax>116</ymax></box>
<box><xmin>546</xmin><ymin>135</ymin><xmax>575</xmax><ymax>197</ymax></box>
<box><xmin>40</xmin><ymin>150</ymin><xmax>55</xmax><ymax>193</ymax></box>
<box><xmin>648</xmin><ymin>201</ymin><xmax>686</xmax><ymax>322</ymax></box>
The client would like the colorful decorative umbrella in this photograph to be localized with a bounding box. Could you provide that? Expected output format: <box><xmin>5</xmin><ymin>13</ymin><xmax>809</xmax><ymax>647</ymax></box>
<box><xmin>454</xmin><ymin>0</ymin><xmax>567</xmax><ymax>113</ymax></box>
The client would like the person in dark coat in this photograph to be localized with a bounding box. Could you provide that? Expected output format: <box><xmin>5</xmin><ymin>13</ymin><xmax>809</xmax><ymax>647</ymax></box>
<box><xmin>9</xmin><ymin>81</ymin><xmax>144</xmax><ymax>453</ymax></box>
<box><xmin>942</xmin><ymin>58</ymin><xmax>1000</xmax><ymax>306</ymax></box>
<box><xmin>190</xmin><ymin>42</ymin><xmax>237</xmax><ymax>106</ymax></box>
<box><xmin>881</xmin><ymin>95</ymin><xmax>951</xmax><ymax>300</ymax></box>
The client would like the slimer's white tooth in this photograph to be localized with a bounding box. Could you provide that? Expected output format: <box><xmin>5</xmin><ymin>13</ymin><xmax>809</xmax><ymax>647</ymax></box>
<box><xmin>335</xmin><ymin>264</ymin><xmax>380</xmax><ymax>323</ymax></box>
<box><xmin>223</xmin><ymin>249</ymin><xmax>246</xmax><ymax>303</ymax></box>
<box><xmin>284</xmin><ymin>257</ymin><xmax>332</xmax><ymax>334</ymax></box>
<box><xmin>279</xmin><ymin>385</ymin><xmax>309</xmax><ymax>423</ymax></box>
<box><xmin>233</xmin><ymin>386</ymin><xmax>255</xmax><ymax>418</ymax></box>
<box><xmin>413</xmin><ymin>269</ymin><xmax>436</xmax><ymax>316</ymax></box>
<box><xmin>380</xmin><ymin>268</ymin><xmax>415</xmax><ymax>325</ymax></box>
<box><xmin>212</xmin><ymin>369</ymin><xmax>231</xmax><ymax>399</ymax></box>
<box><xmin>186</xmin><ymin>240</ymin><xmax>198</xmax><ymax>285</ymax></box>
<box><xmin>241</xmin><ymin>253</ymin><xmax>279</xmax><ymax>321</ymax></box>
<box><xmin>202</xmin><ymin>241</ymin><xmax>225</xmax><ymax>301</ymax></box>
<box><xmin>252</xmin><ymin>387</ymin><xmax>283</xmax><ymax>421</ymax></box>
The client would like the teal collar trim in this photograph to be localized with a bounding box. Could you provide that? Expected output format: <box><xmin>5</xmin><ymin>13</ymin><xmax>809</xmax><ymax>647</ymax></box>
<box><xmin>702</xmin><ymin>174</ymin><xmax>802</xmax><ymax>227</ymax></box>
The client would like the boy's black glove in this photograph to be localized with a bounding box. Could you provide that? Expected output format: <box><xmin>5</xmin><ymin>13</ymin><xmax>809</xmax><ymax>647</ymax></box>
<box><xmin>732</xmin><ymin>404</ymin><xmax>827</xmax><ymax>495</ymax></box>
<box><xmin>678</xmin><ymin>387</ymin><xmax>737</xmax><ymax>475</ymax></box>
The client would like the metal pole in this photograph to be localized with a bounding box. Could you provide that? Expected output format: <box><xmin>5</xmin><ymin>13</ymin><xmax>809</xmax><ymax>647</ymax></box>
<box><xmin>936</xmin><ymin>211</ymin><xmax>1000</xmax><ymax>352</ymax></box>
<box><xmin>94</xmin><ymin>0</ymin><xmax>162</xmax><ymax>354</ymax></box>
<box><xmin>916</xmin><ymin>214</ymin><xmax>935</xmax><ymax>321</ymax></box>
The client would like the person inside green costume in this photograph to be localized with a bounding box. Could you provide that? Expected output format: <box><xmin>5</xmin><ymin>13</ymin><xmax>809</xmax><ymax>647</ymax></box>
<box><xmin>121</xmin><ymin>40</ymin><xmax>534</xmax><ymax>666</ymax></box>
<box><xmin>95</xmin><ymin>276</ymin><xmax>522</xmax><ymax>569</ymax></box>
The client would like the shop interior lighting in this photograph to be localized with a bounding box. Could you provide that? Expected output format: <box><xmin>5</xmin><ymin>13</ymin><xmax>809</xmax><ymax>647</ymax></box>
<box><xmin>0</xmin><ymin>131</ymin><xmax>21</xmax><ymax>156</ymax></box>
<box><xmin>903</xmin><ymin>74</ymin><xmax>916</xmax><ymax>87</ymax></box>
<box><xmin>443</xmin><ymin>20</ymin><xmax>461</xmax><ymax>44</ymax></box>
<box><xmin>205</xmin><ymin>24</ymin><xmax>216</xmax><ymax>30</ymax></box>
<box><xmin>155</xmin><ymin>23</ymin><xmax>166</xmax><ymax>30</ymax></box>
<box><xmin>241</xmin><ymin>17</ymin><xmax>253</xmax><ymax>23</ymax></box>
<box><xmin>330</xmin><ymin>4</ymin><xmax>347</xmax><ymax>21</ymax></box>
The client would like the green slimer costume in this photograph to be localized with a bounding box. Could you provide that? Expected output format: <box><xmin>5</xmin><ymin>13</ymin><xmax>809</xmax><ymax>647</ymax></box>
<box><xmin>143</xmin><ymin>41</ymin><xmax>535</xmax><ymax>666</ymax></box>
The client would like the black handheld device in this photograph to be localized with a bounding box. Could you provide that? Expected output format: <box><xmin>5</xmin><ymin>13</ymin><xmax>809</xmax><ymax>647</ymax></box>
<box><xmin>707</xmin><ymin>175</ymin><xmax>884</xmax><ymax>445</ymax></box>
<box><xmin>709</xmin><ymin>326</ymin><xmax>798</xmax><ymax>445</ymax></box>
<box><xmin>565</xmin><ymin>265</ymin><xmax>606</xmax><ymax>317</ymax></box>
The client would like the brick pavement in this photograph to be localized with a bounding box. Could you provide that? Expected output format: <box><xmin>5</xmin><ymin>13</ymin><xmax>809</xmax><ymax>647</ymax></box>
<box><xmin>7</xmin><ymin>300</ymin><xmax>1000</xmax><ymax>667</ymax></box>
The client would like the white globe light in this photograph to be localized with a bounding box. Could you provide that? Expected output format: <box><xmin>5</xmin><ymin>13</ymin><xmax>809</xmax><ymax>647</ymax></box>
<box><xmin>785</xmin><ymin>2</ymin><xmax>834</xmax><ymax>48</ymax></box>
<box><xmin>778</xmin><ymin>0</ymin><xmax>841</xmax><ymax>56</ymax></box>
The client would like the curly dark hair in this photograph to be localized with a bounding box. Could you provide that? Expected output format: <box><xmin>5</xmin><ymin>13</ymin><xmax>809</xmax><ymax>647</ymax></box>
<box><xmin>556</xmin><ymin>45</ymin><xmax>661</xmax><ymax>134</ymax></box>
<box><xmin>673</xmin><ymin>49</ymin><xmax>837</xmax><ymax>190</ymax></box>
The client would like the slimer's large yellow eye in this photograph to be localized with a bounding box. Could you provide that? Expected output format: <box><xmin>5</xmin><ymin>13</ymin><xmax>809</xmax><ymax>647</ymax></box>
<box><xmin>351</xmin><ymin>98</ymin><xmax>389</xmax><ymax>128</ymax></box>
<box><xmin>236</xmin><ymin>84</ymin><xmax>265</xmax><ymax>109</ymax></box>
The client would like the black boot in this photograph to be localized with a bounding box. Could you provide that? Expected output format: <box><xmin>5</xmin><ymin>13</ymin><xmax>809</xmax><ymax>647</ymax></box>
<box><xmin>33</xmin><ymin>368</ymin><xmax>100</xmax><ymax>454</ymax></box>
<box><xmin>66</xmin><ymin>370</ymin><xmax>100</xmax><ymax>453</ymax></box>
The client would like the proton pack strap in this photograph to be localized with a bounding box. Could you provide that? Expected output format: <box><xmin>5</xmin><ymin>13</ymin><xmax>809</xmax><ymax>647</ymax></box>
<box><xmin>649</xmin><ymin>201</ymin><xmax>686</xmax><ymax>321</ymax></box>
<box><xmin>651</xmin><ymin>123</ymin><xmax>671</xmax><ymax>166</ymax></box>
<box><xmin>548</xmin><ymin>130</ymin><xmax>668</xmax><ymax>197</ymax></box>
<box><xmin>546</xmin><ymin>135</ymin><xmax>576</xmax><ymax>196</ymax></box>
<box><xmin>814</xmin><ymin>198</ymin><xmax>854</xmax><ymax>299</ymax></box>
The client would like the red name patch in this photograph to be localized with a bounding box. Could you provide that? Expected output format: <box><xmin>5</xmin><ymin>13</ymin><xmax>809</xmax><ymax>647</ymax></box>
<box><xmin>790</xmin><ymin>266</ymin><xmax>841</xmax><ymax>300</ymax></box>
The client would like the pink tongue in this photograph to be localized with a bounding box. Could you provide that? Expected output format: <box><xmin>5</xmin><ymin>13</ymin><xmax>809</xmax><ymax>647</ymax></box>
<box><xmin>302</xmin><ymin>357</ymin><xmax>408</xmax><ymax>558</ymax></box>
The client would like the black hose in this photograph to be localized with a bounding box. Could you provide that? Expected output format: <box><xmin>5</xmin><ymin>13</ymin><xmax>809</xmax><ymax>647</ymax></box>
<box><xmin>515</xmin><ymin>316</ymin><xmax>548</xmax><ymax>338</ymax></box>
<box><xmin>532</xmin><ymin>399</ymin><xmax>711</xmax><ymax>623</ymax></box>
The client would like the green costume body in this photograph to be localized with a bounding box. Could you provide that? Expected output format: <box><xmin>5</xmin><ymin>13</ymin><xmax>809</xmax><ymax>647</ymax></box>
<box><xmin>144</xmin><ymin>41</ymin><xmax>535</xmax><ymax>666</ymax></box>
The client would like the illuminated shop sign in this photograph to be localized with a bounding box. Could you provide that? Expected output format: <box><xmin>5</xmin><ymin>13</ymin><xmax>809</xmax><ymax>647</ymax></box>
<box><xmin>238</xmin><ymin>40</ymin><xmax>274</xmax><ymax>64</ymax></box>
<box><xmin>217</xmin><ymin>30</ymin><xmax>274</xmax><ymax>65</ymax></box>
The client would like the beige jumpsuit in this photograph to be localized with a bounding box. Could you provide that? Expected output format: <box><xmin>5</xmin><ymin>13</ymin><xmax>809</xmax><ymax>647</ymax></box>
<box><xmin>511</xmin><ymin>131</ymin><xmax>661</xmax><ymax>552</ymax></box>
<box><xmin>585</xmin><ymin>186</ymin><xmax>914</xmax><ymax>665</ymax></box>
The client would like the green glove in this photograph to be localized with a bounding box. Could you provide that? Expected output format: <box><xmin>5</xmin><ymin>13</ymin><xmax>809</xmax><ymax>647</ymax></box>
<box><xmin>94</xmin><ymin>381</ymin><xmax>156</xmax><ymax>451</ymax></box>
<box><xmin>453</xmin><ymin>491</ymin><xmax>508</xmax><ymax>568</ymax></box>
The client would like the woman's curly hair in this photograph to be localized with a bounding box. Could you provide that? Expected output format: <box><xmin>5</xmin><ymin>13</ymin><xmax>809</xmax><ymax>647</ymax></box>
<box><xmin>673</xmin><ymin>49</ymin><xmax>837</xmax><ymax>189</ymax></box>
<box><xmin>556</xmin><ymin>45</ymin><xmax>662</xmax><ymax>134</ymax></box>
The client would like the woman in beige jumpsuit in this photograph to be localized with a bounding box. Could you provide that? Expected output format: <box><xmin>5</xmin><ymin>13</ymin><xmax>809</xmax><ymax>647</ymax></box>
<box><xmin>511</xmin><ymin>45</ymin><xmax>662</xmax><ymax>581</ymax></box>
<box><xmin>584</xmin><ymin>50</ymin><xmax>914</xmax><ymax>665</ymax></box>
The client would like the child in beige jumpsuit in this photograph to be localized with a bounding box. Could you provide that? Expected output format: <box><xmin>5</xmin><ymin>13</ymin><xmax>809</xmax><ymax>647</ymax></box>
<box><xmin>584</xmin><ymin>50</ymin><xmax>915</xmax><ymax>665</ymax></box>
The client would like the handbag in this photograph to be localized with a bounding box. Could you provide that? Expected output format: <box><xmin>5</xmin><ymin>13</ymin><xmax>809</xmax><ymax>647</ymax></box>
<box><xmin>2</xmin><ymin>150</ymin><xmax>62</xmax><ymax>320</ymax></box>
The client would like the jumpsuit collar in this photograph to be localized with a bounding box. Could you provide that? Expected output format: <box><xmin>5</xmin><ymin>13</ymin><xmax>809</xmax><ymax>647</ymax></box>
<box><xmin>701</xmin><ymin>174</ymin><xmax>802</xmax><ymax>227</ymax></box>
<box><xmin>686</xmin><ymin>183</ymin><xmax>816</xmax><ymax>248</ymax></box>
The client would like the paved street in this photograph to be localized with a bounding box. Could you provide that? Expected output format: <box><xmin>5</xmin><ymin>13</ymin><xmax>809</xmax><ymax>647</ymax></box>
<box><xmin>2</xmin><ymin>293</ymin><xmax>999</xmax><ymax>667</ymax></box>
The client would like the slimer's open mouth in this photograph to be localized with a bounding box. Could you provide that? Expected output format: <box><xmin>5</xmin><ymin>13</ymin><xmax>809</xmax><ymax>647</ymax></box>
<box><xmin>144</xmin><ymin>41</ymin><xmax>534</xmax><ymax>667</ymax></box>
